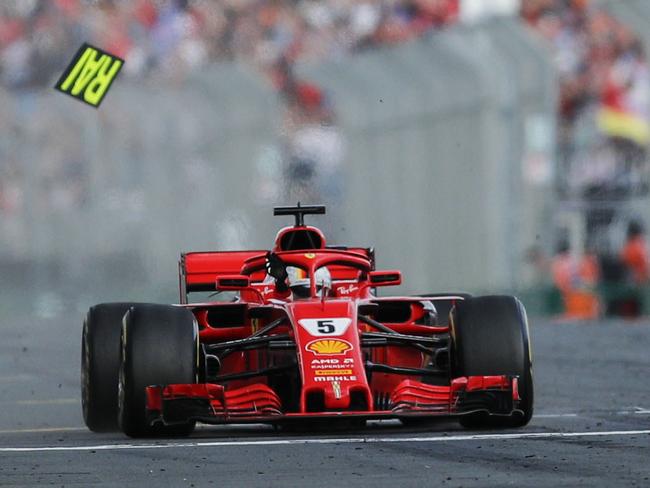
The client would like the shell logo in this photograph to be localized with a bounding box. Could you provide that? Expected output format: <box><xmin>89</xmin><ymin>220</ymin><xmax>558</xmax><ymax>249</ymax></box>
<box><xmin>306</xmin><ymin>339</ymin><xmax>352</xmax><ymax>355</ymax></box>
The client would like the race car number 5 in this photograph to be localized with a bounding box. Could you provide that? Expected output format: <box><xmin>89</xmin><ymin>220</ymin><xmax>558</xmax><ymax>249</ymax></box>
<box><xmin>299</xmin><ymin>318</ymin><xmax>352</xmax><ymax>336</ymax></box>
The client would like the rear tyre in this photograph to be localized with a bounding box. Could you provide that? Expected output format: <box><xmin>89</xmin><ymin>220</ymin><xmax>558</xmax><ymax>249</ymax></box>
<box><xmin>118</xmin><ymin>304</ymin><xmax>198</xmax><ymax>438</ymax></box>
<box><xmin>81</xmin><ymin>302</ymin><xmax>142</xmax><ymax>432</ymax></box>
<box><xmin>450</xmin><ymin>295</ymin><xmax>533</xmax><ymax>428</ymax></box>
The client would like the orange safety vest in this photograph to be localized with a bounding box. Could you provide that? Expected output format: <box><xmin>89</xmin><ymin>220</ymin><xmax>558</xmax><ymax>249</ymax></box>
<box><xmin>621</xmin><ymin>237</ymin><xmax>650</xmax><ymax>284</ymax></box>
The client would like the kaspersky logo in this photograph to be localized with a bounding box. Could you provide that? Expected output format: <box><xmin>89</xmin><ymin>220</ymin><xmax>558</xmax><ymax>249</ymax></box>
<box><xmin>55</xmin><ymin>43</ymin><xmax>123</xmax><ymax>108</ymax></box>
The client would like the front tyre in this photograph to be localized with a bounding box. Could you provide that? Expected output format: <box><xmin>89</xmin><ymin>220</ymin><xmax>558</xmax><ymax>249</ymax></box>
<box><xmin>450</xmin><ymin>295</ymin><xmax>533</xmax><ymax>428</ymax></box>
<box><xmin>118</xmin><ymin>304</ymin><xmax>198</xmax><ymax>438</ymax></box>
<box><xmin>81</xmin><ymin>302</ymin><xmax>143</xmax><ymax>432</ymax></box>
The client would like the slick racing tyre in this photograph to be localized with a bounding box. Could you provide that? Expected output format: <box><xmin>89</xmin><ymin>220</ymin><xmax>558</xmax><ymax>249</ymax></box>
<box><xmin>82</xmin><ymin>302</ymin><xmax>143</xmax><ymax>432</ymax></box>
<box><xmin>118</xmin><ymin>304</ymin><xmax>198</xmax><ymax>438</ymax></box>
<box><xmin>450</xmin><ymin>295</ymin><xmax>533</xmax><ymax>428</ymax></box>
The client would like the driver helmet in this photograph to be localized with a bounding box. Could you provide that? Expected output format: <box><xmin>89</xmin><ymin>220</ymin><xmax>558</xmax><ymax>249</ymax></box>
<box><xmin>287</xmin><ymin>266</ymin><xmax>332</xmax><ymax>299</ymax></box>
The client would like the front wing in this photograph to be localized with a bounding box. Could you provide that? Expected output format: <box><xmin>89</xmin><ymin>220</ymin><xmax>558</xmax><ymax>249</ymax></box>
<box><xmin>145</xmin><ymin>376</ymin><xmax>521</xmax><ymax>425</ymax></box>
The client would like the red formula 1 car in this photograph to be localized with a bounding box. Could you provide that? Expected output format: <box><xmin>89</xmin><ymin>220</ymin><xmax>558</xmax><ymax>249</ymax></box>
<box><xmin>81</xmin><ymin>205</ymin><xmax>533</xmax><ymax>437</ymax></box>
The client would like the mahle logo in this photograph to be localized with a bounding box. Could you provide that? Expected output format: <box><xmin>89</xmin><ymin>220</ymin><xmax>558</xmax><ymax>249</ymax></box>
<box><xmin>55</xmin><ymin>43</ymin><xmax>124</xmax><ymax>108</ymax></box>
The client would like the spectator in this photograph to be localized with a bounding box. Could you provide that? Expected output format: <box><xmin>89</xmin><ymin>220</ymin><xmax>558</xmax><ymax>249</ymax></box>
<box><xmin>620</xmin><ymin>220</ymin><xmax>649</xmax><ymax>285</ymax></box>
<box><xmin>599</xmin><ymin>220</ymin><xmax>648</xmax><ymax>318</ymax></box>
<box><xmin>273</xmin><ymin>58</ymin><xmax>345</xmax><ymax>239</ymax></box>
<box><xmin>551</xmin><ymin>240</ymin><xmax>577</xmax><ymax>294</ymax></box>
<box><xmin>551</xmin><ymin>239</ymin><xmax>600</xmax><ymax>319</ymax></box>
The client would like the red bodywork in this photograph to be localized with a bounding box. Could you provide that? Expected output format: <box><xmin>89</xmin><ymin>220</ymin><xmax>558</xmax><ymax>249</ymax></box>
<box><xmin>146</xmin><ymin>227</ymin><xmax>522</xmax><ymax>426</ymax></box>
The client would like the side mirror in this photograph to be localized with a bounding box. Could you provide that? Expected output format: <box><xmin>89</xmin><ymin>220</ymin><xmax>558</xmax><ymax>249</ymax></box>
<box><xmin>215</xmin><ymin>275</ymin><xmax>251</xmax><ymax>291</ymax></box>
<box><xmin>368</xmin><ymin>270</ymin><xmax>402</xmax><ymax>287</ymax></box>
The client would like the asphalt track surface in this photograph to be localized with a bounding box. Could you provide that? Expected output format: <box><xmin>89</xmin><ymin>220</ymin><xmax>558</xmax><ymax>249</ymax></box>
<box><xmin>1</xmin><ymin>309</ymin><xmax>649</xmax><ymax>487</ymax></box>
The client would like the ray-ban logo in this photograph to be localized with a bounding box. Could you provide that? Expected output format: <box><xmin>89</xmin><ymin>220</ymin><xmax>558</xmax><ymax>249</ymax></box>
<box><xmin>55</xmin><ymin>43</ymin><xmax>124</xmax><ymax>108</ymax></box>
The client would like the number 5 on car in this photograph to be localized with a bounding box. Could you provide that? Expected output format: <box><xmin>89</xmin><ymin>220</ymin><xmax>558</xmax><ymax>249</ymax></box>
<box><xmin>54</xmin><ymin>43</ymin><xmax>124</xmax><ymax>108</ymax></box>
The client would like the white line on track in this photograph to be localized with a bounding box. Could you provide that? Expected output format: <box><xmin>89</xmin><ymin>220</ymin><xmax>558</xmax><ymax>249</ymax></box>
<box><xmin>0</xmin><ymin>427</ymin><xmax>86</xmax><ymax>435</ymax></box>
<box><xmin>617</xmin><ymin>407</ymin><xmax>650</xmax><ymax>415</ymax></box>
<box><xmin>1</xmin><ymin>430</ymin><xmax>649</xmax><ymax>453</ymax></box>
<box><xmin>534</xmin><ymin>413</ymin><xmax>579</xmax><ymax>418</ymax></box>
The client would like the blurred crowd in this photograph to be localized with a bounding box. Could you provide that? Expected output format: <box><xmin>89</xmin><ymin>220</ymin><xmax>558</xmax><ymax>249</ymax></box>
<box><xmin>0</xmin><ymin>0</ymin><xmax>459</xmax><ymax>217</ymax></box>
<box><xmin>0</xmin><ymin>0</ymin><xmax>458</xmax><ymax>89</ymax></box>
<box><xmin>522</xmin><ymin>0</ymin><xmax>650</xmax><ymax>196</ymax></box>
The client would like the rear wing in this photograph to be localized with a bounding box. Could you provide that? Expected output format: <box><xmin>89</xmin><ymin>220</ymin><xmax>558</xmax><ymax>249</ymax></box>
<box><xmin>179</xmin><ymin>247</ymin><xmax>375</xmax><ymax>303</ymax></box>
